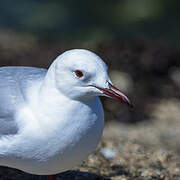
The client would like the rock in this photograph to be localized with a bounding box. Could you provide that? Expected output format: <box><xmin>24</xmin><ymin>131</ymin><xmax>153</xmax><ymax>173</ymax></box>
<box><xmin>100</xmin><ymin>148</ymin><xmax>117</xmax><ymax>160</ymax></box>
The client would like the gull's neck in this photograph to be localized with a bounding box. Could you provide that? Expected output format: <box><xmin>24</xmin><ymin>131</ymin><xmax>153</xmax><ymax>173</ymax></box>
<box><xmin>40</xmin><ymin>61</ymin><xmax>57</xmax><ymax>95</ymax></box>
<box><xmin>30</xmin><ymin>61</ymin><xmax>96</xmax><ymax>128</ymax></box>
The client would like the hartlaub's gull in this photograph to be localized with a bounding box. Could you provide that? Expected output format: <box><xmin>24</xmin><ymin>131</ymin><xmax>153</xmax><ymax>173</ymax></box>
<box><xmin>0</xmin><ymin>49</ymin><xmax>132</xmax><ymax>180</ymax></box>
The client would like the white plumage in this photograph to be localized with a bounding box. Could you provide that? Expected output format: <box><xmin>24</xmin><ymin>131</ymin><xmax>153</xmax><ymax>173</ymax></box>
<box><xmin>0</xmin><ymin>49</ymin><xmax>131</xmax><ymax>176</ymax></box>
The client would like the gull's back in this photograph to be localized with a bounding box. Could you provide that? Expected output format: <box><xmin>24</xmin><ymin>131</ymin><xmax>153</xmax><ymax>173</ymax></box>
<box><xmin>0</xmin><ymin>66</ymin><xmax>47</xmax><ymax>137</ymax></box>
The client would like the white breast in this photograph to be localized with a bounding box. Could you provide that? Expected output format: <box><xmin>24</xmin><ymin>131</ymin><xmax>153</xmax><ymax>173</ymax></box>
<box><xmin>0</xmin><ymin>96</ymin><xmax>104</xmax><ymax>175</ymax></box>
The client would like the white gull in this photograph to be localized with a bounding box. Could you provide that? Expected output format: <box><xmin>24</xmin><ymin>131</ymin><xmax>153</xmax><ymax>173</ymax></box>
<box><xmin>0</xmin><ymin>49</ymin><xmax>132</xmax><ymax>180</ymax></box>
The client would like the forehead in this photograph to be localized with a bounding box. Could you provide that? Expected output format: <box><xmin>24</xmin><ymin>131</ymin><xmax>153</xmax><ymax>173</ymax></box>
<box><xmin>60</xmin><ymin>50</ymin><xmax>107</xmax><ymax>71</ymax></box>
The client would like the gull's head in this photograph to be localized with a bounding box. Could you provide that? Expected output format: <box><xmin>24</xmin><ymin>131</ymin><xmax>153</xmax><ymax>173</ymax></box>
<box><xmin>54</xmin><ymin>49</ymin><xmax>132</xmax><ymax>107</ymax></box>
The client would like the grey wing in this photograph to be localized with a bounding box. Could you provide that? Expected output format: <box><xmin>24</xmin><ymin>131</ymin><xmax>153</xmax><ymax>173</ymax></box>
<box><xmin>0</xmin><ymin>66</ymin><xmax>47</xmax><ymax>137</ymax></box>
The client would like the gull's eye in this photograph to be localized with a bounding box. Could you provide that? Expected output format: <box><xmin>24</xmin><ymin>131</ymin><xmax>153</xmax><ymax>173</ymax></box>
<box><xmin>74</xmin><ymin>70</ymin><xmax>83</xmax><ymax>78</ymax></box>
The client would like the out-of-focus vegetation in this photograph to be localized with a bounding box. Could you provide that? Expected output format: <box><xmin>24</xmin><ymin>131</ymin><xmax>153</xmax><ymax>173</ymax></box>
<box><xmin>0</xmin><ymin>0</ymin><xmax>180</xmax><ymax>44</ymax></box>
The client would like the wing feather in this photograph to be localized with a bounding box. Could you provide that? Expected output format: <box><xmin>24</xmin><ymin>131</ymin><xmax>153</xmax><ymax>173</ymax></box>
<box><xmin>0</xmin><ymin>66</ymin><xmax>47</xmax><ymax>136</ymax></box>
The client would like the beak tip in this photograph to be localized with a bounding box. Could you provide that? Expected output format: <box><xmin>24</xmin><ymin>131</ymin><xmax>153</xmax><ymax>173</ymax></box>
<box><xmin>124</xmin><ymin>98</ymin><xmax>133</xmax><ymax>108</ymax></box>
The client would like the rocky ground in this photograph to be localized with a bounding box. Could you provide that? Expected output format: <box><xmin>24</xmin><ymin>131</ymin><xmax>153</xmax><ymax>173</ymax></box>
<box><xmin>73</xmin><ymin>98</ymin><xmax>180</xmax><ymax>180</ymax></box>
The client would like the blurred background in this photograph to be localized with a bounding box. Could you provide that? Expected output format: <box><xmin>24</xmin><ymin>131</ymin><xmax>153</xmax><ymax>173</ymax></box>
<box><xmin>0</xmin><ymin>0</ymin><xmax>180</xmax><ymax>179</ymax></box>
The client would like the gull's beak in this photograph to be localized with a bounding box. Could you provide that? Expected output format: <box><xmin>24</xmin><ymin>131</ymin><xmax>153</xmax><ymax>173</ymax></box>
<box><xmin>97</xmin><ymin>82</ymin><xmax>133</xmax><ymax>108</ymax></box>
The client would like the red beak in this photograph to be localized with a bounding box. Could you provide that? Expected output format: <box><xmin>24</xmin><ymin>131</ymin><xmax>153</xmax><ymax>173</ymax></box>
<box><xmin>97</xmin><ymin>82</ymin><xmax>133</xmax><ymax>108</ymax></box>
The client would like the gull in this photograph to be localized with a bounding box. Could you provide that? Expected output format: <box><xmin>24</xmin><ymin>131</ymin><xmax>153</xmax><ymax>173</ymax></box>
<box><xmin>0</xmin><ymin>49</ymin><xmax>132</xmax><ymax>180</ymax></box>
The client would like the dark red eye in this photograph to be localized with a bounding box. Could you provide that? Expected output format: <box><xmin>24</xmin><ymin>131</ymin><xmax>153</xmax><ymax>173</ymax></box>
<box><xmin>74</xmin><ymin>70</ymin><xmax>83</xmax><ymax>78</ymax></box>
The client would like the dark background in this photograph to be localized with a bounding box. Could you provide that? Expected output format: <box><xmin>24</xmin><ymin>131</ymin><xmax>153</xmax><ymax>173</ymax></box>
<box><xmin>0</xmin><ymin>0</ymin><xmax>180</xmax><ymax>44</ymax></box>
